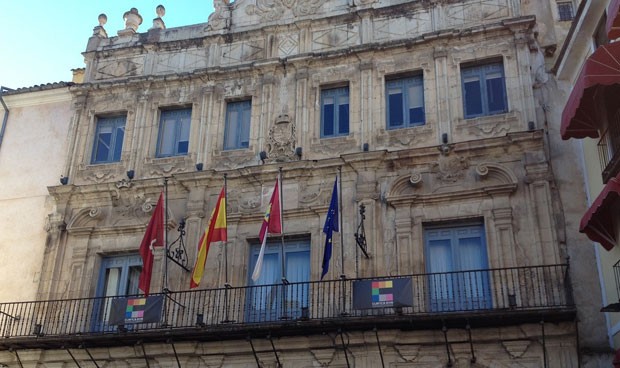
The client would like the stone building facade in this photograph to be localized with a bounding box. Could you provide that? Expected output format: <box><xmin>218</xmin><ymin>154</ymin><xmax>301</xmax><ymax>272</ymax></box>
<box><xmin>0</xmin><ymin>0</ymin><xmax>611</xmax><ymax>367</ymax></box>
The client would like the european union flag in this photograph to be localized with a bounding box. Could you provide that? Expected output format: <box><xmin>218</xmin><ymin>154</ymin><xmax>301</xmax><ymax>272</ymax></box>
<box><xmin>321</xmin><ymin>178</ymin><xmax>339</xmax><ymax>279</ymax></box>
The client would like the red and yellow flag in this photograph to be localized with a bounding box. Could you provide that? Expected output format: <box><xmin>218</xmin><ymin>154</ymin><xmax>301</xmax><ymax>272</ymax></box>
<box><xmin>190</xmin><ymin>187</ymin><xmax>227</xmax><ymax>288</ymax></box>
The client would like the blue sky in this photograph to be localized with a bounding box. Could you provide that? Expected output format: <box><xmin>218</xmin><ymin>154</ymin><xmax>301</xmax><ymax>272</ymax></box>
<box><xmin>0</xmin><ymin>1</ymin><xmax>215</xmax><ymax>89</ymax></box>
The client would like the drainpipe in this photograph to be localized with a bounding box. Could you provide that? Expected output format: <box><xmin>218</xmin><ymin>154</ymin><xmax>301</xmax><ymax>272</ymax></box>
<box><xmin>0</xmin><ymin>86</ymin><xmax>14</xmax><ymax>152</ymax></box>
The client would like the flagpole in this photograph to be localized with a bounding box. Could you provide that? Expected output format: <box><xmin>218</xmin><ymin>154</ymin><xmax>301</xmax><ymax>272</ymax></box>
<box><xmin>338</xmin><ymin>167</ymin><xmax>345</xmax><ymax>279</ymax></box>
<box><xmin>224</xmin><ymin>173</ymin><xmax>229</xmax><ymax>286</ymax></box>
<box><xmin>279</xmin><ymin>167</ymin><xmax>287</xmax><ymax>284</ymax></box>
<box><xmin>164</xmin><ymin>177</ymin><xmax>169</xmax><ymax>292</ymax></box>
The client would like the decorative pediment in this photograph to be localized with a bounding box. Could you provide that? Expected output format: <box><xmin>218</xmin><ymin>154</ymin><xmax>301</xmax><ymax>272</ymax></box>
<box><xmin>387</xmin><ymin>162</ymin><xmax>518</xmax><ymax>205</ymax></box>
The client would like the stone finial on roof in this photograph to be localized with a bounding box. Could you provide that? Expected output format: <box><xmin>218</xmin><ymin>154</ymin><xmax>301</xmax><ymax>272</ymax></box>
<box><xmin>118</xmin><ymin>8</ymin><xmax>143</xmax><ymax>36</ymax></box>
<box><xmin>92</xmin><ymin>13</ymin><xmax>108</xmax><ymax>38</ymax></box>
<box><xmin>151</xmin><ymin>5</ymin><xmax>166</xmax><ymax>30</ymax></box>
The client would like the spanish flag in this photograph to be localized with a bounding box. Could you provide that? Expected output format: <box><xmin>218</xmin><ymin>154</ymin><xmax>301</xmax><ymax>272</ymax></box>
<box><xmin>190</xmin><ymin>187</ymin><xmax>227</xmax><ymax>288</ymax></box>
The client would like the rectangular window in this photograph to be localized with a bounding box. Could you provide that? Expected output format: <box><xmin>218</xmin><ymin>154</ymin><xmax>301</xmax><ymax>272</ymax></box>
<box><xmin>461</xmin><ymin>62</ymin><xmax>508</xmax><ymax>119</ymax></box>
<box><xmin>156</xmin><ymin>108</ymin><xmax>191</xmax><ymax>157</ymax></box>
<box><xmin>91</xmin><ymin>116</ymin><xmax>126</xmax><ymax>164</ymax></box>
<box><xmin>92</xmin><ymin>254</ymin><xmax>142</xmax><ymax>332</ymax></box>
<box><xmin>246</xmin><ymin>239</ymin><xmax>310</xmax><ymax>322</ymax></box>
<box><xmin>224</xmin><ymin>100</ymin><xmax>251</xmax><ymax>150</ymax></box>
<box><xmin>557</xmin><ymin>2</ymin><xmax>574</xmax><ymax>21</ymax></box>
<box><xmin>425</xmin><ymin>223</ymin><xmax>491</xmax><ymax>312</ymax></box>
<box><xmin>321</xmin><ymin>86</ymin><xmax>350</xmax><ymax>138</ymax></box>
<box><xmin>386</xmin><ymin>75</ymin><xmax>425</xmax><ymax>129</ymax></box>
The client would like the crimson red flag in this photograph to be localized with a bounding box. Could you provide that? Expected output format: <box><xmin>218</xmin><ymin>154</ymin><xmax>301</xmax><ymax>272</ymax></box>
<box><xmin>138</xmin><ymin>193</ymin><xmax>165</xmax><ymax>296</ymax></box>
<box><xmin>251</xmin><ymin>179</ymin><xmax>282</xmax><ymax>282</ymax></box>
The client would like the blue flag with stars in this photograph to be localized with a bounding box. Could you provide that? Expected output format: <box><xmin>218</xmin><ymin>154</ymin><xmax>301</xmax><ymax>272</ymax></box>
<box><xmin>321</xmin><ymin>178</ymin><xmax>339</xmax><ymax>279</ymax></box>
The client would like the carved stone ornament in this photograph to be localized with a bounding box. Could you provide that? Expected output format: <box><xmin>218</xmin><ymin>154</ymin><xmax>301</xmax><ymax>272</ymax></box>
<box><xmin>207</xmin><ymin>0</ymin><xmax>231</xmax><ymax>31</ymax></box>
<box><xmin>246</xmin><ymin>0</ymin><xmax>323</xmax><ymax>21</ymax></box>
<box><xmin>409</xmin><ymin>172</ymin><xmax>423</xmax><ymax>186</ymax></box>
<box><xmin>266</xmin><ymin>114</ymin><xmax>298</xmax><ymax>163</ymax></box>
<box><xmin>432</xmin><ymin>152</ymin><xmax>469</xmax><ymax>183</ymax></box>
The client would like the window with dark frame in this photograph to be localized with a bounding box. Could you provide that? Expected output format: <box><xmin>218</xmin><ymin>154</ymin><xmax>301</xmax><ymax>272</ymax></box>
<box><xmin>321</xmin><ymin>86</ymin><xmax>350</xmax><ymax>138</ymax></box>
<box><xmin>557</xmin><ymin>2</ymin><xmax>574</xmax><ymax>22</ymax></box>
<box><xmin>91</xmin><ymin>115</ymin><xmax>126</xmax><ymax>164</ymax></box>
<box><xmin>156</xmin><ymin>108</ymin><xmax>191</xmax><ymax>158</ymax></box>
<box><xmin>386</xmin><ymin>75</ymin><xmax>425</xmax><ymax>129</ymax></box>
<box><xmin>461</xmin><ymin>62</ymin><xmax>508</xmax><ymax>119</ymax></box>
<box><xmin>224</xmin><ymin>99</ymin><xmax>252</xmax><ymax>150</ymax></box>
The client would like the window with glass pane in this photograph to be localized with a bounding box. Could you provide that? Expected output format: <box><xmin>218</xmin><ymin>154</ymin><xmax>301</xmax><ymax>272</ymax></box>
<box><xmin>156</xmin><ymin>108</ymin><xmax>191</xmax><ymax>157</ymax></box>
<box><xmin>246</xmin><ymin>239</ymin><xmax>310</xmax><ymax>322</ymax></box>
<box><xmin>425</xmin><ymin>223</ymin><xmax>491</xmax><ymax>312</ymax></box>
<box><xmin>321</xmin><ymin>87</ymin><xmax>349</xmax><ymax>138</ymax></box>
<box><xmin>386</xmin><ymin>75</ymin><xmax>425</xmax><ymax>129</ymax></box>
<box><xmin>91</xmin><ymin>116</ymin><xmax>126</xmax><ymax>164</ymax></box>
<box><xmin>92</xmin><ymin>254</ymin><xmax>142</xmax><ymax>332</ymax></box>
<box><xmin>224</xmin><ymin>100</ymin><xmax>252</xmax><ymax>150</ymax></box>
<box><xmin>461</xmin><ymin>62</ymin><xmax>507</xmax><ymax>119</ymax></box>
<box><xmin>557</xmin><ymin>2</ymin><xmax>574</xmax><ymax>21</ymax></box>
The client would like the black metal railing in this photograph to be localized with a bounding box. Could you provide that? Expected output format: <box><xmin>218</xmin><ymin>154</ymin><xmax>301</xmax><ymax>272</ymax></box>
<box><xmin>598</xmin><ymin>122</ymin><xmax>620</xmax><ymax>183</ymax></box>
<box><xmin>0</xmin><ymin>264</ymin><xmax>572</xmax><ymax>339</ymax></box>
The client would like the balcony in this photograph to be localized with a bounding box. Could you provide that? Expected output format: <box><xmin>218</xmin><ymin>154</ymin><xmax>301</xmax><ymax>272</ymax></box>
<box><xmin>598</xmin><ymin>123</ymin><xmax>620</xmax><ymax>183</ymax></box>
<box><xmin>0</xmin><ymin>264</ymin><xmax>574</xmax><ymax>351</ymax></box>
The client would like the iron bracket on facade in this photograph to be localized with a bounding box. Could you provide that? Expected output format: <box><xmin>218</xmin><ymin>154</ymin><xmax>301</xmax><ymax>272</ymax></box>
<box><xmin>541</xmin><ymin>320</ymin><xmax>548</xmax><ymax>368</ymax></box>
<box><xmin>10</xmin><ymin>348</ymin><xmax>24</xmax><ymax>368</ymax></box>
<box><xmin>137</xmin><ymin>340</ymin><xmax>151</xmax><ymax>368</ymax></box>
<box><xmin>354</xmin><ymin>204</ymin><xmax>370</xmax><ymax>259</ymax></box>
<box><xmin>64</xmin><ymin>346</ymin><xmax>82</xmax><ymax>368</ymax></box>
<box><xmin>79</xmin><ymin>345</ymin><xmax>100</xmax><ymax>368</ymax></box>
<box><xmin>465</xmin><ymin>323</ymin><xmax>476</xmax><ymax>363</ymax></box>
<box><xmin>442</xmin><ymin>325</ymin><xmax>453</xmax><ymax>367</ymax></box>
<box><xmin>167</xmin><ymin>339</ymin><xmax>182</xmax><ymax>368</ymax></box>
<box><xmin>338</xmin><ymin>329</ymin><xmax>351</xmax><ymax>368</ymax></box>
<box><xmin>246</xmin><ymin>336</ymin><xmax>261</xmax><ymax>368</ymax></box>
<box><xmin>167</xmin><ymin>219</ymin><xmax>191</xmax><ymax>272</ymax></box>
<box><xmin>267</xmin><ymin>334</ymin><xmax>283</xmax><ymax>368</ymax></box>
<box><xmin>374</xmin><ymin>327</ymin><xmax>386</xmax><ymax>368</ymax></box>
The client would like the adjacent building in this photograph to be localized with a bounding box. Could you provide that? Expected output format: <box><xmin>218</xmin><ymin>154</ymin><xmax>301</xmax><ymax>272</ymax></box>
<box><xmin>0</xmin><ymin>83</ymin><xmax>73</xmax><ymax>303</ymax></box>
<box><xmin>0</xmin><ymin>0</ymin><xmax>612</xmax><ymax>367</ymax></box>
<box><xmin>554</xmin><ymin>0</ymin><xmax>620</xmax><ymax>360</ymax></box>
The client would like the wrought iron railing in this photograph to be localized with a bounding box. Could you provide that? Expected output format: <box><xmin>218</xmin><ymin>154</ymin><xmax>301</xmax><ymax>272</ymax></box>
<box><xmin>598</xmin><ymin>121</ymin><xmax>620</xmax><ymax>183</ymax></box>
<box><xmin>0</xmin><ymin>264</ymin><xmax>572</xmax><ymax>339</ymax></box>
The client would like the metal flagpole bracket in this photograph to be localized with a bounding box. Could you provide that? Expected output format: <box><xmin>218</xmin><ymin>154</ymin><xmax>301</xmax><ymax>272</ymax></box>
<box><xmin>167</xmin><ymin>219</ymin><xmax>190</xmax><ymax>272</ymax></box>
<box><xmin>354</xmin><ymin>204</ymin><xmax>370</xmax><ymax>259</ymax></box>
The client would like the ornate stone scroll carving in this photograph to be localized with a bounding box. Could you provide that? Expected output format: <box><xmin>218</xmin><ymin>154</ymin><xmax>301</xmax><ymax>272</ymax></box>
<box><xmin>266</xmin><ymin>114</ymin><xmax>298</xmax><ymax>163</ymax></box>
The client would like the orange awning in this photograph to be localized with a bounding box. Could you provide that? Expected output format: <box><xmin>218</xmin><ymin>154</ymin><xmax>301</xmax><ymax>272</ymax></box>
<box><xmin>580</xmin><ymin>173</ymin><xmax>620</xmax><ymax>251</ymax></box>
<box><xmin>561</xmin><ymin>42</ymin><xmax>620</xmax><ymax>140</ymax></box>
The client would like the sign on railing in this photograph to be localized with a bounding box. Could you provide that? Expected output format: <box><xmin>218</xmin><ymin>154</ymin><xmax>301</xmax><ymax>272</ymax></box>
<box><xmin>352</xmin><ymin>278</ymin><xmax>413</xmax><ymax>309</ymax></box>
<box><xmin>109</xmin><ymin>296</ymin><xmax>164</xmax><ymax>325</ymax></box>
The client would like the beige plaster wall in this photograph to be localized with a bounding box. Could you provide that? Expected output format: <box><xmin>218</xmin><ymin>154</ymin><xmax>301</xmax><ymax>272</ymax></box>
<box><xmin>0</xmin><ymin>89</ymin><xmax>71</xmax><ymax>302</ymax></box>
